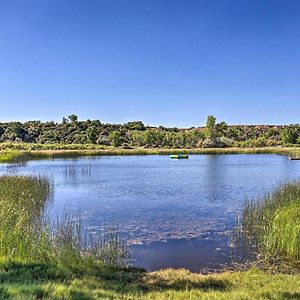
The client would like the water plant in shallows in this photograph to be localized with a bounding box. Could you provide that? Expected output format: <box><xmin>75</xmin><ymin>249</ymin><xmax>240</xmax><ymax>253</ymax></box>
<box><xmin>0</xmin><ymin>175</ymin><xmax>130</xmax><ymax>271</ymax></box>
<box><xmin>239</xmin><ymin>182</ymin><xmax>300</xmax><ymax>267</ymax></box>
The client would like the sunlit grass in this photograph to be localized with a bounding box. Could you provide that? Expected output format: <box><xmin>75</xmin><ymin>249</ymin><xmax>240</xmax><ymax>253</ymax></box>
<box><xmin>0</xmin><ymin>175</ymin><xmax>129</xmax><ymax>271</ymax></box>
<box><xmin>241</xmin><ymin>183</ymin><xmax>300</xmax><ymax>266</ymax></box>
<box><xmin>0</xmin><ymin>145</ymin><xmax>300</xmax><ymax>163</ymax></box>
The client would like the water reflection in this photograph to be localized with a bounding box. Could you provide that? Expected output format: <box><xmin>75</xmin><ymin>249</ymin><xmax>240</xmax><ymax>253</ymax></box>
<box><xmin>63</xmin><ymin>163</ymin><xmax>92</xmax><ymax>182</ymax></box>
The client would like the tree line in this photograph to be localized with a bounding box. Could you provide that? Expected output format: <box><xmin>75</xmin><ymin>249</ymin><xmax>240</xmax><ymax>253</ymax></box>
<box><xmin>0</xmin><ymin>114</ymin><xmax>299</xmax><ymax>148</ymax></box>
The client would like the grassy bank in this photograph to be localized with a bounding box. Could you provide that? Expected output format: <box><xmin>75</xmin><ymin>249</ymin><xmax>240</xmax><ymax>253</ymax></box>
<box><xmin>0</xmin><ymin>144</ymin><xmax>300</xmax><ymax>163</ymax></box>
<box><xmin>1</xmin><ymin>264</ymin><xmax>300</xmax><ymax>299</ymax></box>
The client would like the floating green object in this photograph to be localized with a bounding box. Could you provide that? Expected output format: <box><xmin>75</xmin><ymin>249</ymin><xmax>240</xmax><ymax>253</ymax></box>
<box><xmin>170</xmin><ymin>154</ymin><xmax>189</xmax><ymax>159</ymax></box>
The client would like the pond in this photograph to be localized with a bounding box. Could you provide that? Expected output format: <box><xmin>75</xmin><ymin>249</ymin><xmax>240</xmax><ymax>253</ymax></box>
<box><xmin>1</xmin><ymin>154</ymin><xmax>300</xmax><ymax>272</ymax></box>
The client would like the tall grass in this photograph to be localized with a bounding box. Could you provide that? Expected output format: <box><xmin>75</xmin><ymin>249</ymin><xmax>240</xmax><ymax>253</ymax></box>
<box><xmin>241</xmin><ymin>183</ymin><xmax>300</xmax><ymax>264</ymax></box>
<box><xmin>0</xmin><ymin>151</ymin><xmax>31</xmax><ymax>163</ymax></box>
<box><xmin>0</xmin><ymin>146</ymin><xmax>300</xmax><ymax>163</ymax></box>
<box><xmin>0</xmin><ymin>175</ymin><xmax>129</xmax><ymax>273</ymax></box>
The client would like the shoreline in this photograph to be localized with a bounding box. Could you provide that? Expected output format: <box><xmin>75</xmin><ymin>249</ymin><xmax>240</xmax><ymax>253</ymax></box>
<box><xmin>0</xmin><ymin>145</ymin><xmax>300</xmax><ymax>163</ymax></box>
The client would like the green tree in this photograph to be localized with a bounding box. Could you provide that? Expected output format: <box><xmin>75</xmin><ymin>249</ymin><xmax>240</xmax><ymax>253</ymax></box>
<box><xmin>86</xmin><ymin>126</ymin><xmax>97</xmax><ymax>144</ymax></box>
<box><xmin>281</xmin><ymin>127</ymin><xmax>298</xmax><ymax>144</ymax></box>
<box><xmin>216</xmin><ymin>121</ymin><xmax>228</xmax><ymax>137</ymax></box>
<box><xmin>123</xmin><ymin>121</ymin><xmax>145</xmax><ymax>131</ymax></box>
<box><xmin>205</xmin><ymin>115</ymin><xmax>216</xmax><ymax>139</ymax></box>
<box><xmin>68</xmin><ymin>114</ymin><xmax>78</xmax><ymax>124</ymax></box>
<box><xmin>109</xmin><ymin>131</ymin><xmax>122</xmax><ymax>147</ymax></box>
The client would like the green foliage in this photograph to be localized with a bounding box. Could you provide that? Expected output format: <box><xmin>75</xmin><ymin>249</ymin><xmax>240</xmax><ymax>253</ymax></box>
<box><xmin>0</xmin><ymin>175</ymin><xmax>129</xmax><ymax>269</ymax></box>
<box><xmin>123</xmin><ymin>121</ymin><xmax>145</xmax><ymax>131</ymax></box>
<box><xmin>0</xmin><ymin>115</ymin><xmax>299</xmax><ymax>148</ymax></box>
<box><xmin>216</xmin><ymin>121</ymin><xmax>228</xmax><ymax>137</ymax></box>
<box><xmin>204</xmin><ymin>115</ymin><xmax>216</xmax><ymax>139</ymax></box>
<box><xmin>86</xmin><ymin>126</ymin><xmax>97</xmax><ymax>144</ymax></box>
<box><xmin>242</xmin><ymin>183</ymin><xmax>300</xmax><ymax>262</ymax></box>
<box><xmin>281</xmin><ymin>126</ymin><xmax>299</xmax><ymax>144</ymax></box>
<box><xmin>109</xmin><ymin>131</ymin><xmax>122</xmax><ymax>147</ymax></box>
<box><xmin>68</xmin><ymin>114</ymin><xmax>78</xmax><ymax>124</ymax></box>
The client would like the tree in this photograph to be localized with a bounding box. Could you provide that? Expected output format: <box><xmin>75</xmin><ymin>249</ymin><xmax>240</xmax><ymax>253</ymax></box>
<box><xmin>109</xmin><ymin>131</ymin><xmax>122</xmax><ymax>147</ymax></box>
<box><xmin>86</xmin><ymin>126</ymin><xmax>97</xmax><ymax>144</ymax></box>
<box><xmin>205</xmin><ymin>115</ymin><xmax>216</xmax><ymax>139</ymax></box>
<box><xmin>216</xmin><ymin>121</ymin><xmax>228</xmax><ymax>137</ymax></box>
<box><xmin>68</xmin><ymin>114</ymin><xmax>78</xmax><ymax>124</ymax></box>
<box><xmin>281</xmin><ymin>127</ymin><xmax>298</xmax><ymax>144</ymax></box>
<box><xmin>123</xmin><ymin>121</ymin><xmax>145</xmax><ymax>131</ymax></box>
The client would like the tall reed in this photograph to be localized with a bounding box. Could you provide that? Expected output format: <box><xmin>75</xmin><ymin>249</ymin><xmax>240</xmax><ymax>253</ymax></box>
<box><xmin>0</xmin><ymin>175</ymin><xmax>129</xmax><ymax>272</ymax></box>
<box><xmin>241</xmin><ymin>183</ymin><xmax>300</xmax><ymax>263</ymax></box>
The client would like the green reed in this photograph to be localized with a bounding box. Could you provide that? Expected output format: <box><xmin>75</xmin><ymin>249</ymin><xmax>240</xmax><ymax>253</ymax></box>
<box><xmin>0</xmin><ymin>145</ymin><xmax>300</xmax><ymax>164</ymax></box>
<box><xmin>241</xmin><ymin>183</ymin><xmax>300</xmax><ymax>264</ymax></box>
<box><xmin>0</xmin><ymin>175</ymin><xmax>129</xmax><ymax>272</ymax></box>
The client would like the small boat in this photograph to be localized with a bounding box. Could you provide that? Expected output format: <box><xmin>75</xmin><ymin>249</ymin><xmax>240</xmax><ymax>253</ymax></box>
<box><xmin>289</xmin><ymin>157</ymin><xmax>300</xmax><ymax>160</ymax></box>
<box><xmin>170</xmin><ymin>154</ymin><xmax>189</xmax><ymax>159</ymax></box>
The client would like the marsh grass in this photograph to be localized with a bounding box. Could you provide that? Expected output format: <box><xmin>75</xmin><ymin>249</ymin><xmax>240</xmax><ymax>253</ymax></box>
<box><xmin>240</xmin><ymin>183</ymin><xmax>300</xmax><ymax>267</ymax></box>
<box><xmin>0</xmin><ymin>145</ymin><xmax>300</xmax><ymax>163</ymax></box>
<box><xmin>0</xmin><ymin>175</ymin><xmax>130</xmax><ymax>275</ymax></box>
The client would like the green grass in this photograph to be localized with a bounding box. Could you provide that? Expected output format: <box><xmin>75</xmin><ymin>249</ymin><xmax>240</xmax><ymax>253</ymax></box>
<box><xmin>0</xmin><ymin>144</ymin><xmax>300</xmax><ymax>163</ymax></box>
<box><xmin>242</xmin><ymin>183</ymin><xmax>300</xmax><ymax>266</ymax></box>
<box><xmin>0</xmin><ymin>175</ymin><xmax>129</xmax><ymax>270</ymax></box>
<box><xmin>0</xmin><ymin>265</ymin><xmax>300</xmax><ymax>299</ymax></box>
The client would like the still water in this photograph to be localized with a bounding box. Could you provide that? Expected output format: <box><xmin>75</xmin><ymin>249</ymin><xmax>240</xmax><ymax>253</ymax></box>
<box><xmin>1</xmin><ymin>154</ymin><xmax>300</xmax><ymax>271</ymax></box>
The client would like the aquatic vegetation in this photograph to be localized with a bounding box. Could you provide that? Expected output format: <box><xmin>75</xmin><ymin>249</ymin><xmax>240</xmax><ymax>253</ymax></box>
<box><xmin>241</xmin><ymin>183</ymin><xmax>300</xmax><ymax>264</ymax></box>
<box><xmin>0</xmin><ymin>175</ymin><xmax>129</xmax><ymax>270</ymax></box>
<box><xmin>0</xmin><ymin>145</ymin><xmax>300</xmax><ymax>163</ymax></box>
<box><xmin>0</xmin><ymin>150</ymin><xmax>30</xmax><ymax>163</ymax></box>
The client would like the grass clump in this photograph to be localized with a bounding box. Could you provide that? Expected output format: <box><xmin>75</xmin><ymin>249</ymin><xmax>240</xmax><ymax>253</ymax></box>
<box><xmin>0</xmin><ymin>175</ymin><xmax>129</xmax><ymax>273</ymax></box>
<box><xmin>0</xmin><ymin>151</ymin><xmax>30</xmax><ymax>163</ymax></box>
<box><xmin>0</xmin><ymin>176</ymin><xmax>50</xmax><ymax>261</ymax></box>
<box><xmin>242</xmin><ymin>183</ymin><xmax>300</xmax><ymax>264</ymax></box>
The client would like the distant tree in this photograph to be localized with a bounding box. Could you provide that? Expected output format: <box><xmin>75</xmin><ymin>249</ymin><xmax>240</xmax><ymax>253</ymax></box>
<box><xmin>109</xmin><ymin>131</ymin><xmax>122</xmax><ymax>147</ymax></box>
<box><xmin>216</xmin><ymin>121</ymin><xmax>228</xmax><ymax>137</ymax></box>
<box><xmin>86</xmin><ymin>126</ymin><xmax>97</xmax><ymax>144</ymax></box>
<box><xmin>123</xmin><ymin>121</ymin><xmax>145</xmax><ymax>131</ymax></box>
<box><xmin>62</xmin><ymin>117</ymin><xmax>68</xmax><ymax>124</ymax></box>
<box><xmin>281</xmin><ymin>127</ymin><xmax>298</xmax><ymax>144</ymax></box>
<box><xmin>205</xmin><ymin>115</ymin><xmax>216</xmax><ymax>139</ymax></box>
<box><xmin>68</xmin><ymin>114</ymin><xmax>78</xmax><ymax>124</ymax></box>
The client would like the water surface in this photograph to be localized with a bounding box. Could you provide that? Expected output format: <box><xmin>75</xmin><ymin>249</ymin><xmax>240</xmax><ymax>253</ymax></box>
<box><xmin>1</xmin><ymin>154</ymin><xmax>299</xmax><ymax>271</ymax></box>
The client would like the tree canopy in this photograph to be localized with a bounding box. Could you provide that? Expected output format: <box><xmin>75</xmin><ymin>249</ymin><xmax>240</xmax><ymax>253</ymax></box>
<box><xmin>0</xmin><ymin>115</ymin><xmax>298</xmax><ymax>148</ymax></box>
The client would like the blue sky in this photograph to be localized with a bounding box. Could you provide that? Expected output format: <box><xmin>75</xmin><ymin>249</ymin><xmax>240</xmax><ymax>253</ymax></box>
<box><xmin>0</xmin><ymin>0</ymin><xmax>300</xmax><ymax>127</ymax></box>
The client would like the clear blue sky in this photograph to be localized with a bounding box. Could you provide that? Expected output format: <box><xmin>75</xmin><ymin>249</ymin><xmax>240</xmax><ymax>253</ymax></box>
<box><xmin>0</xmin><ymin>0</ymin><xmax>300</xmax><ymax>127</ymax></box>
